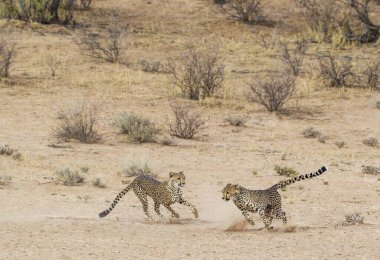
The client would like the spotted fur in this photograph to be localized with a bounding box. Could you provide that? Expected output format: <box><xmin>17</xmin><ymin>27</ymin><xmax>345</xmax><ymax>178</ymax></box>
<box><xmin>222</xmin><ymin>166</ymin><xmax>328</xmax><ymax>229</ymax></box>
<box><xmin>98</xmin><ymin>172</ymin><xmax>198</xmax><ymax>221</ymax></box>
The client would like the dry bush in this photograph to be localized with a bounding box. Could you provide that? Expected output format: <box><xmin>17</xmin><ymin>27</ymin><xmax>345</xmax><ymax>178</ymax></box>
<box><xmin>54</xmin><ymin>102</ymin><xmax>100</xmax><ymax>143</ymax></box>
<box><xmin>317</xmin><ymin>52</ymin><xmax>355</xmax><ymax>88</ymax></box>
<box><xmin>79</xmin><ymin>165</ymin><xmax>89</xmax><ymax>173</ymax></box>
<box><xmin>297</xmin><ymin>0</ymin><xmax>379</xmax><ymax>44</ymax></box>
<box><xmin>297</xmin><ymin>0</ymin><xmax>343</xmax><ymax>43</ymax></box>
<box><xmin>255</xmin><ymin>30</ymin><xmax>279</xmax><ymax>50</ymax></box>
<box><xmin>0</xmin><ymin>0</ymin><xmax>75</xmax><ymax>24</ymax></box>
<box><xmin>115</xmin><ymin>112</ymin><xmax>160</xmax><ymax>143</ymax></box>
<box><xmin>214</xmin><ymin>0</ymin><xmax>227</xmax><ymax>4</ymax></box>
<box><xmin>169</xmin><ymin>104</ymin><xmax>207</xmax><ymax>139</ymax></box>
<box><xmin>376</xmin><ymin>101</ymin><xmax>380</xmax><ymax>109</ymax></box>
<box><xmin>79</xmin><ymin>17</ymin><xmax>127</xmax><ymax>63</ymax></box>
<box><xmin>361</xmin><ymin>61</ymin><xmax>380</xmax><ymax>90</ymax></box>
<box><xmin>224</xmin><ymin>115</ymin><xmax>247</xmax><ymax>126</ymax></box>
<box><xmin>343</xmin><ymin>0</ymin><xmax>379</xmax><ymax>44</ymax></box>
<box><xmin>78</xmin><ymin>0</ymin><xmax>93</xmax><ymax>9</ymax></box>
<box><xmin>362</xmin><ymin>165</ymin><xmax>380</xmax><ymax>175</ymax></box>
<box><xmin>248</xmin><ymin>74</ymin><xmax>295</xmax><ymax>112</ymax></box>
<box><xmin>0</xmin><ymin>175</ymin><xmax>12</xmax><ymax>186</ymax></box>
<box><xmin>220</xmin><ymin>0</ymin><xmax>266</xmax><ymax>25</ymax></box>
<box><xmin>363</xmin><ymin>137</ymin><xmax>378</xmax><ymax>147</ymax></box>
<box><xmin>0</xmin><ymin>34</ymin><xmax>16</xmax><ymax>79</ymax></box>
<box><xmin>302</xmin><ymin>127</ymin><xmax>322</xmax><ymax>138</ymax></box>
<box><xmin>274</xmin><ymin>165</ymin><xmax>299</xmax><ymax>177</ymax></box>
<box><xmin>279</xmin><ymin>40</ymin><xmax>307</xmax><ymax>76</ymax></box>
<box><xmin>168</xmin><ymin>46</ymin><xmax>225</xmax><ymax>100</ymax></box>
<box><xmin>121</xmin><ymin>162</ymin><xmax>154</xmax><ymax>178</ymax></box>
<box><xmin>55</xmin><ymin>167</ymin><xmax>85</xmax><ymax>186</ymax></box>
<box><xmin>0</xmin><ymin>144</ymin><xmax>22</xmax><ymax>160</ymax></box>
<box><xmin>92</xmin><ymin>178</ymin><xmax>106</xmax><ymax>188</ymax></box>
<box><xmin>343</xmin><ymin>213</ymin><xmax>364</xmax><ymax>225</ymax></box>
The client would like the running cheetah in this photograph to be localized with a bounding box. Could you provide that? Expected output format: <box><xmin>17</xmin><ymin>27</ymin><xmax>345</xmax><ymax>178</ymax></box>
<box><xmin>98</xmin><ymin>172</ymin><xmax>198</xmax><ymax>221</ymax></box>
<box><xmin>222</xmin><ymin>166</ymin><xmax>328</xmax><ymax>229</ymax></box>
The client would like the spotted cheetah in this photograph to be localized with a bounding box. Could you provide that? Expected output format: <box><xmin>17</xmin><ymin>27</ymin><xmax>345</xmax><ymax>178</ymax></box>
<box><xmin>222</xmin><ymin>166</ymin><xmax>328</xmax><ymax>229</ymax></box>
<box><xmin>98</xmin><ymin>172</ymin><xmax>198</xmax><ymax>221</ymax></box>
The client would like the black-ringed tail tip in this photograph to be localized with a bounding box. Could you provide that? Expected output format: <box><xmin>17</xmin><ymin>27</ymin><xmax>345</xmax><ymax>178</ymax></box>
<box><xmin>98</xmin><ymin>210</ymin><xmax>110</xmax><ymax>218</ymax></box>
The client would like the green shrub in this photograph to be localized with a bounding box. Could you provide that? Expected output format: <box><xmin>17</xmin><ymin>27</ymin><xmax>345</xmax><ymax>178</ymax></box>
<box><xmin>55</xmin><ymin>167</ymin><xmax>85</xmax><ymax>186</ymax></box>
<box><xmin>121</xmin><ymin>162</ymin><xmax>154</xmax><ymax>178</ymax></box>
<box><xmin>0</xmin><ymin>175</ymin><xmax>12</xmax><ymax>186</ymax></box>
<box><xmin>274</xmin><ymin>165</ymin><xmax>299</xmax><ymax>177</ymax></box>
<box><xmin>92</xmin><ymin>178</ymin><xmax>106</xmax><ymax>188</ymax></box>
<box><xmin>302</xmin><ymin>127</ymin><xmax>322</xmax><ymax>138</ymax></box>
<box><xmin>115</xmin><ymin>112</ymin><xmax>160</xmax><ymax>143</ymax></box>
<box><xmin>0</xmin><ymin>0</ymin><xmax>75</xmax><ymax>24</ymax></box>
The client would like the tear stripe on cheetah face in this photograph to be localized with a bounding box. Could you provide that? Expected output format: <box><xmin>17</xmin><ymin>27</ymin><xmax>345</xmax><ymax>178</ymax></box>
<box><xmin>222</xmin><ymin>166</ymin><xmax>328</xmax><ymax>229</ymax></box>
<box><xmin>98</xmin><ymin>171</ymin><xmax>198</xmax><ymax>220</ymax></box>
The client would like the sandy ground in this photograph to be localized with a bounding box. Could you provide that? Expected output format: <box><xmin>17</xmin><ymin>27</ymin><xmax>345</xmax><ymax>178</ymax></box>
<box><xmin>1</xmin><ymin>0</ymin><xmax>380</xmax><ymax>259</ymax></box>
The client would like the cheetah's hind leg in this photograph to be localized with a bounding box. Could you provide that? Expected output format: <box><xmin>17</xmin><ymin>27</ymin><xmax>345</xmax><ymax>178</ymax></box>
<box><xmin>134</xmin><ymin>188</ymin><xmax>154</xmax><ymax>223</ymax></box>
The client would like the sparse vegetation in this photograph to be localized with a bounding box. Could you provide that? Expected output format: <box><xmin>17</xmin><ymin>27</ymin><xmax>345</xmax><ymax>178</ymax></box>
<box><xmin>344</xmin><ymin>213</ymin><xmax>364</xmax><ymax>225</ymax></box>
<box><xmin>168</xmin><ymin>46</ymin><xmax>225</xmax><ymax>100</ymax></box>
<box><xmin>0</xmin><ymin>33</ymin><xmax>16</xmax><ymax>79</ymax></box>
<box><xmin>376</xmin><ymin>101</ymin><xmax>380</xmax><ymax>109</ymax></box>
<box><xmin>79</xmin><ymin>17</ymin><xmax>127</xmax><ymax>63</ymax></box>
<box><xmin>54</xmin><ymin>102</ymin><xmax>100</xmax><ymax>143</ymax></box>
<box><xmin>92</xmin><ymin>178</ymin><xmax>106</xmax><ymax>188</ymax></box>
<box><xmin>169</xmin><ymin>104</ymin><xmax>207</xmax><ymax>139</ymax></box>
<box><xmin>249</xmin><ymin>75</ymin><xmax>295</xmax><ymax>112</ymax></box>
<box><xmin>55</xmin><ymin>167</ymin><xmax>85</xmax><ymax>186</ymax></box>
<box><xmin>362</xmin><ymin>165</ymin><xmax>380</xmax><ymax>175</ymax></box>
<box><xmin>78</xmin><ymin>0</ymin><xmax>93</xmax><ymax>10</ymax></box>
<box><xmin>274</xmin><ymin>165</ymin><xmax>299</xmax><ymax>177</ymax></box>
<box><xmin>115</xmin><ymin>112</ymin><xmax>160</xmax><ymax>143</ymax></box>
<box><xmin>219</xmin><ymin>0</ymin><xmax>266</xmax><ymax>25</ymax></box>
<box><xmin>0</xmin><ymin>175</ymin><xmax>12</xmax><ymax>186</ymax></box>
<box><xmin>224</xmin><ymin>115</ymin><xmax>247</xmax><ymax>127</ymax></box>
<box><xmin>302</xmin><ymin>127</ymin><xmax>322</xmax><ymax>139</ymax></box>
<box><xmin>363</xmin><ymin>137</ymin><xmax>378</xmax><ymax>147</ymax></box>
<box><xmin>121</xmin><ymin>162</ymin><xmax>154</xmax><ymax>178</ymax></box>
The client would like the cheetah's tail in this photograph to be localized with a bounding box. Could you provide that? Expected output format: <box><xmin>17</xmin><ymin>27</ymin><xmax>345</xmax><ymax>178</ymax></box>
<box><xmin>271</xmin><ymin>166</ymin><xmax>328</xmax><ymax>190</ymax></box>
<box><xmin>98</xmin><ymin>183</ymin><xmax>133</xmax><ymax>218</ymax></box>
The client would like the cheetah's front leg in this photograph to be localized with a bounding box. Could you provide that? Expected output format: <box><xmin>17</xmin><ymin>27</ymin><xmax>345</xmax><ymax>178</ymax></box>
<box><xmin>241</xmin><ymin>210</ymin><xmax>255</xmax><ymax>226</ymax></box>
<box><xmin>164</xmin><ymin>204</ymin><xmax>180</xmax><ymax>218</ymax></box>
<box><xmin>179</xmin><ymin>198</ymin><xmax>198</xmax><ymax>218</ymax></box>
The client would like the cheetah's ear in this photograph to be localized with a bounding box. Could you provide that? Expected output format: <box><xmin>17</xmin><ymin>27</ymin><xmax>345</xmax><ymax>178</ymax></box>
<box><xmin>169</xmin><ymin>172</ymin><xmax>174</xmax><ymax>178</ymax></box>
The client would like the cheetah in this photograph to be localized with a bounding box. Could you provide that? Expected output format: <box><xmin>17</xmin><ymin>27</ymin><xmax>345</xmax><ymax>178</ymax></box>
<box><xmin>98</xmin><ymin>172</ymin><xmax>198</xmax><ymax>221</ymax></box>
<box><xmin>222</xmin><ymin>166</ymin><xmax>328</xmax><ymax>230</ymax></box>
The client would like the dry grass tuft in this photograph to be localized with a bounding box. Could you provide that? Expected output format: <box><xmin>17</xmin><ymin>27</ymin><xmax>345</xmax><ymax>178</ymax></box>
<box><xmin>92</xmin><ymin>178</ymin><xmax>107</xmax><ymax>188</ymax></box>
<box><xmin>343</xmin><ymin>213</ymin><xmax>364</xmax><ymax>225</ymax></box>
<box><xmin>362</xmin><ymin>165</ymin><xmax>380</xmax><ymax>175</ymax></box>
<box><xmin>362</xmin><ymin>137</ymin><xmax>378</xmax><ymax>147</ymax></box>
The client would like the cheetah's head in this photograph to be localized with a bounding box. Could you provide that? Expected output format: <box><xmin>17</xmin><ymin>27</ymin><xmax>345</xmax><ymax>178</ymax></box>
<box><xmin>169</xmin><ymin>171</ymin><xmax>186</xmax><ymax>188</ymax></box>
<box><xmin>222</xmin><ymin>184</ymin><xmax>241</xmax><ymax>201</ymax></box>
